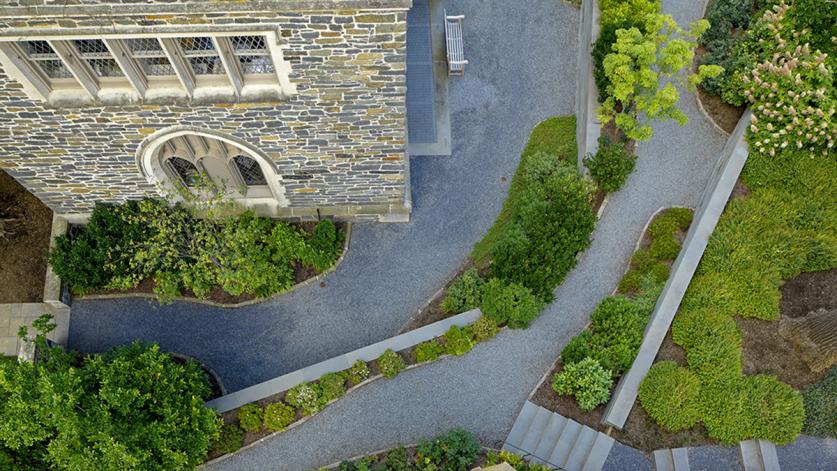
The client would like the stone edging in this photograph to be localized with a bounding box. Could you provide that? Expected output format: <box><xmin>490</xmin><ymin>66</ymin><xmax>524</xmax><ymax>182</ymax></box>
<box><xmin>74</xmin><ymin>223</ymin><xmax>353</xmax><ymax>309</ymax></box>
<box><xmin>601</xmin><ymin>109</ymin><xmax>753</xmax><ymax>429</ymax></box>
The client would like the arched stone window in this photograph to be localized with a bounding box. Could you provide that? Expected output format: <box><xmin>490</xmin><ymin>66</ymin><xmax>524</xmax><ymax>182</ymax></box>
<box><xmin>232</xmin><ymin>155</ymin><xmax>267</xmax><ymax>186</ymax></box>
<box><xmin>165</xmin><ymin>156</ymin><xmax>201</xmax><ymax>188</ymax></box>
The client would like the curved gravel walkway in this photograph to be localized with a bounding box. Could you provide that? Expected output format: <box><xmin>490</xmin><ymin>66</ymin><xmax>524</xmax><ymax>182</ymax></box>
<box><xmin>203</xmin><ymin>0</ymin><xmax>735</xmax><ymax>469</ymax></box>
<box><xmin>66</xmin><ymin>0</ymin><xmax>579</xmax><ymax>394</ymax></box>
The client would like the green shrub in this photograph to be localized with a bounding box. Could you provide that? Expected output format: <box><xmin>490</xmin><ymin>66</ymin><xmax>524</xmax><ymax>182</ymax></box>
<box><xmin>237</xmin><ymin>404</ymin><xmax>263</xmax><ymax>433</ymax></box>
<box><xmin>480</xmin><ymin>278</ymin><xmax>545</xmax><ymax>329</ymax></box>
<box><xmin>344</xmin><ymin>360</ymin><xmax>370</xmax><ymax>385</ymax></box>
<box><xmin>639</xmin><ymin>361</ymin><xmax>701</xmax><ymax>431</ymax></box>
<box><xmin>486</xmin><ymin>450</ymin><xmax>551</xmax><ymax>471</ymax></box>
<box><xmin>383</xmin><ymin>446</ymin><xmax>411</xmax><ymax>471</ymax></box>
<box><xmin>560</xmin><ymin>330</ymin><xmax>596</xmax><ymax>366</ymax></box>
<box><xmin>584</xmin><ymin>136</ymin><xmax>637</xmax><ymax>192</ymax></box>
<box><xmin>414</xmin><ymin>340</ymin><xmax>445</xmax><ymax>363</ymax></box>
<box><xmin>443</xmin><ymin>325</ymin><xmax>474</xmax><ymax>356</ymax></box>
<box><xmin>589</xmin><ymin>296</ymin><xmax>647</xmax><ymax>374</ymax></box>
<box><xmin>648</xmin><ymin>235</ymin><xmax>681</xmax><ymax>261</ymax></box>
<box><xmin>302</xmin><ymin>219</ymin><xmax>343</xmax><ymax>272</ymax></box>
<box><xmin>377</xmin><ymin>349</ymin><xmax>406</xmax><ymax>378</ymax></box>
<box><xmin>469</xmin><ymin>316</ymin><xmax>500</xmax><ymax>342</ymax></box>
<box><xmin>213</xmin><ymin>424</ymin><xmax>244</xmax><ymax>455</ymax></box>
<box><xmin>263</xmin><ymin>402</ymin><xmax>296</xmax><ymax>432</ymax></box>
<box><xmin>441</xmin><ymin>269</ymin><xmax>484</xmax><ymax>314</ymax></box>
<box><xmin>319</xmin><ymin>372</ymin><xmax>346</xmax><ymax>403</ymax></box>
<box><xmin>672</xmin><ymin>308</ymin><xmax>742</xmax><ymax>351</ymax></box>
<box><xmin>599</xmin><ymin>0</ymin><xmax>661</xmax><ymax>27</ymax></box>
<box><xmin>685</xmin><ymin>337</ymin><xmax>743</xmax><ymax>386</ymax></box>
<box><xmin>802</xmin><ymin>367</ymin><xmax>837</xmax><ymax>438</ymax></box>
<box><xmin>551</xmin><ymin>358</ymin><xmax>613</xmax><ymax>412</ymax></box>
<box><xmin>285</xmin><ymin>382</ymin><xmax>323</xmax><ymax>416</ymax></box>
<box><xmin>416</xmin><ymin>428</ymin><xmax>481</xmax><ymax>471</ymax></box>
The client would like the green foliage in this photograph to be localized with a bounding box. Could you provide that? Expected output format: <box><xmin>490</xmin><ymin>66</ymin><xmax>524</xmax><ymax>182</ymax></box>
<box><xmin>212</xmin><ymin>425</ymin><xmax>244</xmax><ymax>456</ymax></box>
<box><xmin>469</xmin><ymin>316</ymin><xmax>500</xmax><ymax>342</ymax></box>
<box><xmin>414</xmin><ymin>340</ymin><xmax>445</xmax><ymax>363</ymax></box>
<box><xmin>443</xmin><ymin>325</ymin><xmax>474</xmax><ymax>356</ymax></box>
<box><xmin>377</xmin><ymin>350</ymin><xmax>405</xmax><ymax>379</ymax></box>
<box><xmin>802</xmin><ymin>367</ymin><xmax>837</xmax><ymax>438</ymax></box>
<box><xmin>520</xmin><ymin>116</ymin><xmax>580</xmax><ymax>162</ymax></box>
<box><xmin>345</xmin><ymin>360</ymin><xmax>370</xmax><ymax>385</ymax></box>
<box><xmin>441</xmin><ymin>269</ymin><xmax>484</xmax><ymax>314</ymax></box>
<box><xmin>671</xmin><ymin>308</ymin><xmax>742</xmax><ymax>352</ymax></box>
<box><xmin>597</xmin><ymin>13</ymin><xmax>722</xmax><ymax>141</ymax></box>
<box><xmin>237</xmin><ymin>404</ymin><xmax>263</xmax><ymax>433</ymax></box>
<box><xmin>319</xmin><ymin>372</ymin><xmax>346</xmax><ymax>403</ymax></box>
<box><xmin>302</xmin><ymin>219</ymin><xmax>343</xmax><ymax>272</ymax></box>
<box><xmin>486</xmin><ymin>450</ymin><xmax>551</xmax><ymax>471</ymax></box>
<box><xmin>584</xmin><ymin>136</ymin><xmax>637</xmax><ymax>193</ymax></box>
<box><xmin>552</xmin><ymin>358</ymin><xmax>613</xmax><ymax>412</ymax></box>
<box><xmin>599</xmin><ymin>0</ymin><xmax>661</xmax><ymax>27</ymax></box>
<box><xmin>285</xmin><ymin>383</ymin><xmax>323</xmax><ymax>416</ymax></box>
<box><xmin>0</xmin><ymin>341</ymin><xmax>221</xmax><ymax>469</ymax></box>
<box><xmin>639</xmin><ymin>361</ymin><xmax>701</xmax><ymax>431</ymax></box>
<box><xmin>480</xmin><ymin>278</ymin><xmax>545</xmax><ymax>329</ymax></box>
<box><xmin>262</xmin><ymin>402</ymin><xmax>296</xmax><ymax>432</ymax></box>
<box><xmin>618</xmin><ymin>208</ymin><xmax>692</xmax><ymax>294</ymax></box>
<box><xmin>416</xmin><ymin>428</ymin><xmax>481</xmax><ymax>471</ymax></box>
<box><xmin>593</xmin><ymin>18</ymin><xmax>646</xmax><ymax>104</ymax></box>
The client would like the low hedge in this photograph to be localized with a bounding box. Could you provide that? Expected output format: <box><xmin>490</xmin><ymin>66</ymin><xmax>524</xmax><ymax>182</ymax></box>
<box><xmin>639</xmin><ymin>361</ymin><xmax>701</xmax><ymax>431</ymax></box>
<box><xmin>237</xmin><ymin>404</ymin><xmax>263</xmax><ymax>433</ymax></box>
<box><xmin>480</xmin><ymin>278</ymin><xmax>544</xmax><ymax>329</ymax></box>
<box><xmin>377</xmin><ymin>349</ymin><xmax>406</xmax><ymax>378</ymax></box>
<box><xmin>338</xmin><ymin>429</ymin><xmax>481</xmax><ymax>471</ymax></box>
<box><xmin>442</xmin><ymin>269</ymin><xmax>483</xmax><ymax>314</ymax></box>
<box><xmin>263</xmin><ymin>402</ymin><xmax>295</xmax><ymax>432</ymax></box>
<box><xmin>802</xmin><ymin>367</ymin><xmax>837</xmax><ymax>438</ymax></box>
<box><xmin>443</xmin><ymin>326</ymin><xmax>474</xmax><ymax>356</ymax></box>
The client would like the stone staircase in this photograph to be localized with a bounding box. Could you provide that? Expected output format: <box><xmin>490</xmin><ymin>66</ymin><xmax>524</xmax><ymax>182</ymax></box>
<box><xmin>502</xmin><ymin>401</ymin><xmax>615</xmax><ymax>471</ymax></box>
<box><xmin>651</xmin><ymin>440</ymin><xmax>781</xmax><ymax>471</ymax></box>
<box><xmin>652</xmin><ymin>447</ymin><xmax>690</xmax><ymax>471</ymax></box>
<box><xmin>739</xmin><ymin>440</ymin><xmax>780</xmax><ymax>471</ymax></box>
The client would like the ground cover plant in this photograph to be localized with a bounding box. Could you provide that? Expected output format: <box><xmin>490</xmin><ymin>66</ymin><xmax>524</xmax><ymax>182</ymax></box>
<box><xmin>49</xmin><ymin>198</ymin><xmax>343</xmax><ymax>303</ymax></box>
<box><xmin>801</xmin><ymin>367</ymin><xmax>837</xmax><ymax>438</ymax></box>
<box><xmin>0</xmin><ymin>316</ymin><xmax>221</xmax><ymax>470</ymax></box>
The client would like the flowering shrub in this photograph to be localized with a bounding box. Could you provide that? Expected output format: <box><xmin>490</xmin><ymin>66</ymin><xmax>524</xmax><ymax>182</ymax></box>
<box><xmin>285</xmin><ymin>382</ymin><xmax>322</xmax><ymax>416</ymax></box>
<box><xmin>742</xmin><ymin>3</ymin><xmax>835</xmax><ymax>157</ymax></box>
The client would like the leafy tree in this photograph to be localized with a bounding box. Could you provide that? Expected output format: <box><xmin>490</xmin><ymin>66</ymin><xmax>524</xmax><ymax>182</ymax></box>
<box><xmin>597</xmin><ymin>14</ymin><xmax>723</xmax><ymax>141</ymax></box>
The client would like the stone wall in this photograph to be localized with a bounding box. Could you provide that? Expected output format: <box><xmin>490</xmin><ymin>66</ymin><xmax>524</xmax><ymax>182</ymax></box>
<box><xmin>0</xmin><ymin>5</ymin><xmax>410</xmax><ymax>221</ymax></box>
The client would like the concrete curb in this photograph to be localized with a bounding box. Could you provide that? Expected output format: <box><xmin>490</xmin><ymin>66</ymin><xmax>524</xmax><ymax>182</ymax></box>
<box><xmin>601</xmin><ymin>109</ymin><xmax>752</xmax><ymax>429</ymax></box>
<box><xmin>74</xmin><ymin>223</ymin><xmax>353</xmax><ymax>309</ymax></box>
<box><xmin>575</xmin><ymin>0</ymin><xmax>601</xmax><ymax>172</ymax></box>
<box><xmin>205</xmin><ymin>308</ymin><xmax>482</xmax><ymax>413</ymax></box>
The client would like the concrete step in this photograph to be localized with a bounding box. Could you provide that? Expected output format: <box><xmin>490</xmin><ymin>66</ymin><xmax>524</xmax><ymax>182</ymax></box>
<box><xmin>672</xmin><ymin>448</ymin><xmax>690</xmax><ymax>471</ymax></box>
<box><xmin>531</xmin><ymin>412</ymin><xmax>568</xmax><ymax>465</ymax></box>
<box><xmin>580</xmin><ymin>433</ymin><xmax>616</xmax><ymax>471</ymax></box>
<box><xmin>564</xmin><ymin>426</ymin><xmax>597</xmax><ymax>471</ymax></box>
<box><xmin>740</xmin><ymin>440</ymin><xmax>781</xmax><ymax>471</ymax></box>
<box><xmin>518</xmin><ymin>406</ymin><xmax>553</xmax><ymax>454</ymax></box>
<box><xmin>503</xmin><ymin>401</ymin><xmax>538</xmax><ymax>453</ymax></box>
<box><xmin>549</xmin><ymin>418</ymin><xmax>582</xmax><ymax>468</ymax></box>
<box><xmin>758</xmin><ymin>440</ymin><xmax>780</xmax><ymax>471</ymax></box>
<box><xmin>654</xmin><ymin>448</ymin><xmax>690</xmax><ymax>471</ymax></box>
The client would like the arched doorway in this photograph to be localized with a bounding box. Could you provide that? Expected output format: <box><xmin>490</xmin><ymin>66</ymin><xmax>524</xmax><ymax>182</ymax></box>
<box><xmin>136</xmin><ymin>127</ymin><xmax>288</xmax><ymax>209</ymax></box>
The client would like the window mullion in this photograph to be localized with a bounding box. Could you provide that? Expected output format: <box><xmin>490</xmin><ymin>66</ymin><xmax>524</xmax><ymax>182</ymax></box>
<box><xmin>158</xmin><ymin>38</ymin><xmax>195</xmax><ymax>97</ymax></box>
<box><xmin>102</xmin><ymin>38</ymin><xmax>148</xmax><ymax>96</ymax></box>
<box><xmin>212</xmin><ymin>37</ymin><xmax>243</xmax><ymax>96</ymax></box>
<box><xmin>0</xmin><ymin>42</ymin><xmax>51</xmax><ymax>100</ymax></box>
<box><xmin>47</xmin><ymin>40</ymin><xmax>99</xmax><ymax>98</ymax></box>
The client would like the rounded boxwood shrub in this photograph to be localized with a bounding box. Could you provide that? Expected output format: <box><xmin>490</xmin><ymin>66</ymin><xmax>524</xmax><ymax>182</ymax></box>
<box><xmin>263</xmin><ymin>402</ymin><xmax>296</xmax><ymax>432</ymax></box>
<box><xmin>302</xmin><ymin>219</ymin><xmax>343</xmax><ymax>272</ymax></box>
<box><xmin>414</xmin><ymin>340</ymin><xmax>445</xmax><ymax>363</ymax></box>
<box><xmin>745</xmin><ymin>374</ymin><xmax>805</xmax><ymax>445</ymax></box>
<box><xmin>551</xmin><ymin>358</ymin><xmax>613</xmax><ymax>412</ymax></box>
<box><xmin>236</xmin><ymin>404</ymin><xmax>263</xmax><ymax>433</ymax></box>
<box><xmin>469</xmin><ymin>316</ymin><xmax>500</xmax><ymax>342</ymax></box>
<box><xmin>685</xmin><ymin>337</ymin><xmax>743</xmax><ymax>385</ymax></box>
<box><xmin>344</xmin><ymin>360</ymin><xmax>370</xmax><ymax>385</ymax></box>
<box><xmin>639</xmin><ymin>361</ymin><xmax>701</xmax><ymax>431</ymax></box>
<box><xmin>560</xmin><ymin>330</ymin><xmax>595</xmax><ymax>366</ymax></box>
<box><xmin>212</xmin><ymin>424</ymin><xmax>244</xmax><ymax>455</ymax></box>
<box><xmin>285</xmin><ymin>382</ymin><xmax>322</xmax><ymax>416</ymax></box>
<box><xmin>441</xmin><ymin>269</ymin><xmax>484</xmax><ymax>314</ymax></box>
<box><xmin>319</xmin><ymin>372</ymin><xmax>346</xmax><ymax>403</ymax></box>
<box><xmin>378</xmin><ymin>349</ymin><xmax>406</xmax><ymax>378</ymax></box>
<box><xmin>672</xmin><ymin>308</ymin><xmax>742</xmax><ymax>351</ymax></box>
<box><xmin>583</xmin><ymin>136</ymin><xmax>637</xmax><ymax>193</ymax></box>
<box><xmin>443</xmin><ymin>325</ymin><xmax>474</xmax><ymax>356</ymax></box>
<box><xmin>480</xmin><ymin>278</ymin><xmax>545</xmax><ymax>329</ymax></box>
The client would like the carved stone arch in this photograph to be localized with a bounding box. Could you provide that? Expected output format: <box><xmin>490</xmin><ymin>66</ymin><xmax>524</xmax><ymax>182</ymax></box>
<box><xmin>135</xmin><ymin>126</ymin><xmax>287</xmax><ymax>206</ymax></box>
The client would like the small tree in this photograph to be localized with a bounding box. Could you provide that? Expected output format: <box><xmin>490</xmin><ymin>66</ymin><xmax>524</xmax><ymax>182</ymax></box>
<box><xmin>597</xmin><ymin>14</ymin><xmax>723</xmax><ymax>141</ymax></box>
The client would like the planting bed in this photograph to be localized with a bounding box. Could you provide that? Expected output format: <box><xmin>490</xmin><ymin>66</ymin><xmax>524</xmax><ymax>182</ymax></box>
<box><xmin>0</xmin><ymin>170</ymin><xmax>52</xmax><ymax>303</ymax></box>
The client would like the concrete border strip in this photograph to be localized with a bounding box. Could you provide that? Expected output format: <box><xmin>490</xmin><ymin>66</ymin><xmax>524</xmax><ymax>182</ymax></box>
<box><xmin>601</xmin><ymin>109</ymin><xmax>752</xmax><ymax>429</ymax></box>
<box><xmin>575</xmin><ymin>0</ymin><xmax>601</xmax><ymax>172</ymax></box>
<box><xmin>205</xmin><ymin>308</ymin><xmax>482</xmax><ymax>412</ymax></box>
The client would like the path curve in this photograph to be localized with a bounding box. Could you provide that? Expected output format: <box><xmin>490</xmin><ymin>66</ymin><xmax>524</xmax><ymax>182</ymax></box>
<box><xmin>203</xmin><ymin>0</ymin><xmax>733</xmax><ymax>469</ymax></box>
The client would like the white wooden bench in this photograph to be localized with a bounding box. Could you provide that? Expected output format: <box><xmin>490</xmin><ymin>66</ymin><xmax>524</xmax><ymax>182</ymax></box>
<box><xmin>444</xmin><ymin>10</ymin><xmax>468</xmax><ymax>76</ymax></box>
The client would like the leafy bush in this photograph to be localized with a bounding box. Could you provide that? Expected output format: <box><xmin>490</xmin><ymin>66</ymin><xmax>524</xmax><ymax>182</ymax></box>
<box><xmin>382</xmin><ymin>447</ymin><xmax>411</xmax><ymax>471</ymax></box>
<box><xmin>486</xmin><ymin>450</ymin><xmax>551</xmax><ymax>471</ymax></box>
<box><xmin>0</xmin><ymin>340</ymin><xmax>221</xmax><ymax>469</ymax></box>
<box><xmin>441</xmin><ymin>269</ymin><xmax>484</xmax><ymax>314</ymax></box>
<box><xmin>285</xmin><ymin>383</ymin><xmax>322</xmax><ymax>416</ymax></box>
<box><xmin>414</xmin><ymin>340</ymin><xmax>445</xmax><ymax>363</ymax></box>
<box><xmin>480</xmin><ymin>278</ymin><xmax>545</xmax><ymax>329</ymax></box>
<box><xmin>584</xmin><ymin>136</ymin><xmax>637</xmax><ymax>192</ymax></box>
<box><xmin>237</xmin><ymin>404</ymin><xmax>263</xmax><ymax>433</ymax></box>
<box><xmin>469</xmin><ymin>316</ymin><xmax>500</xmax><ymax>342</ymax></box>
<box><xmin>443</xmin><ymin>325</ymin><xmax>474</xmax><ymax>356</ymax></box>
<box><xmin>377</xmin><ymin>349</ymin><xmax>406</xmax><ymax>378</ymax></box>
<box><xmin>212</xmin><ymin>424</ymin><xmax>244</xmax><ymax>455</ymax></box>
<box><xmin>593</xmin><ymin>19</ymin><xmax>645</xmax><ymax>104</ymax></box>
<box><xmin>560</xmin><ymin>330</ymin><xmax>596</xmax><ymax>366</ymax></box>
<box><xmin>802</xmin><ymin>367</ymin><xmax>837</xmax><ymax>438</ymax></box>
<box><xmin>672</xmin><ymin>308</ymin><xmax>741</xmax><ymax>351</ymax></box>
<box><xmin>416</xmin><ymin>428</ymin><xmax>481</xmax><ymax>471</ymax></box>
<box><xmin>263</xmin><ymin>402</ymin><xmax>296</xmax><ymax>432</ymax></box>
<box><xmin>552</xmin><ymin>358</ymin><xmax>613</xmax><ymax>412</ymax></box>
<box><xmin>302</xmin><ymin>219</ymin><xmax>343</xmax><ymax>272</ymax></box>
<box><xmin>319</xmin><ymin>372</ymin><xmax>346</xmax><ymax>403</ymax></box>
<box><xmin>639</xmin><ymin>361</ymin><xmax>701</xmax><ymax>431</ymax></box>
<box><xmin>345</xmin><ymin>360</ymin><xmax>370</xmax><ymax>385</ymax></box>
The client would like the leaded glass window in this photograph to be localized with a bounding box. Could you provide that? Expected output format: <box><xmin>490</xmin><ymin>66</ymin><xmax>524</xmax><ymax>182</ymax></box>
<box><xmin>233</xmin><ymin>155</ymin><xmax>267</xmax><ymax>186</ymax></box>
<box><xmin>72</xmin><ymin>39</ymin><xmax>123</xmax><ymax>77</ymax></box>
<box><xmin>22</xmin><ymin>41</ymin><xmax>73</xmax><ymax>79</ymax></box>
<box><xmin>231</xmin><ymin>35</ymin><xmax>275</xmax><ymax>74</ymax></box>
<box><xmin>166</xmin><ymin>156</ymin><xmax>201</xmax><ymax>187</ymax></box>
<box><xmin>180</xmin><ymin>37</ymin><xmax>225</xmax><ymax>75</ymax></box>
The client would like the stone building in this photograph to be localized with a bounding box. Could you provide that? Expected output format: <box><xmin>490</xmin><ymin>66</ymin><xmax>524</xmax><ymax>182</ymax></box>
<box><xmin>0</xmin><ymin>0</ymin><xmax>414</xmax><ymax>222</ymax></box>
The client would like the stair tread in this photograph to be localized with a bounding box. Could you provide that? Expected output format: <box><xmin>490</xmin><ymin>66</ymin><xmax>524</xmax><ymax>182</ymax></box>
<box><xmin>531</xmin><ymin>412</ymin><xmax>568</xmax><ymax>465</ymax></box>
<box><xmin>740</xmin><ymin>440</ymin><xmax>764</xmax><ymax>471</ymax></box>
<box><xmin>671</xmin><ymin>447</ymin><xmax>690</xmax><ymax>471</ymax></box>
<box><xmin>549</xmin><ymin>419</ymin><xmax>583</xmax><ymax>467</ymax></box>
<box><xmin>518</xmin><ymin>406</ymin><xmax>553</xmax><ymax>454</ymax></box>
<box><xmin>504</xmin><ymin>401</ymin><xmax>539</xmax><ymax>450</ymax></box>
<box><xmin>757</xmin><ymin>440</ymin><xmax>780</xmax><ymax>471</ymax></box>
<box><xmin>653</xmin><ymin>449</ymin><xmax>675</xmax><ymax>471</ymax></box>
<box><xmin>580</xmin><ymin>433</ymin><xmax>615</xmax><ymax>471</ymax></box>
<box><xmin>563</xmin><ymin>426</ymin><xmax>598</xmax><ymax>471</ymax></box>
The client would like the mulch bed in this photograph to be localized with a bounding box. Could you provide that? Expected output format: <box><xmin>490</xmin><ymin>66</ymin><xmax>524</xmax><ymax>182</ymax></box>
<box><xmin>0</xmin><ymin>170</ymin><xmax>52</xmax><ymax>303</ymax></box>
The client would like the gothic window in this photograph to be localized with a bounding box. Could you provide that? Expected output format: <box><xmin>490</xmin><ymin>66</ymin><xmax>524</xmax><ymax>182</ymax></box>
<box><xmin>166</xmin><ymin>156</ymin><xmax>201</xmax><ymax>187</ymax></box>
<box><xmin>232</xmin><ymin>155</ymin><xmax>268</xmax><ymax>186</ymax></box>
<box><xmin>128</xmin><ymin>38</ymin><xmax>175</xmax><ymax>77</ymax></box>
<box><xmin>72</xmin><ymin>39</ymin><xmax>123</xmax><ymax>77</ymax></box>
<box><xmin>180</xmin><ymin>37</ymin><xmax>225</xmax><ymax>75</ymax></box>
<box><xmin>231</xmin><ymin>35</ymin><xmax>275</xmax><ymax>75</ymax></box>
<box><xmin>22</xmin><ymin>41</ymin><xmax>73</xmax><ymax>79</ymax></box>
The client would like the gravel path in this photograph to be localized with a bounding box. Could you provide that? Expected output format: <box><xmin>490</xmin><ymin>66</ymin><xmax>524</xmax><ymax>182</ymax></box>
<box><xmin>203</xmin><ymin>0</ymin><xmax>734</xmax><ymax>469</ymax></box>
<box><xmin>66</xmin><ymin>0</ymin><xmax>579</xmax><ymax>394</ymax></box>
